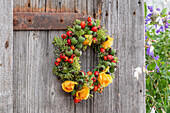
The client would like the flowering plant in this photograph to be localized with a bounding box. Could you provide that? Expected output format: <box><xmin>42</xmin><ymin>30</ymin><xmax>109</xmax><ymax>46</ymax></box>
<box><xmin>144</xmin><ymin>3</ymin><xmax>170</xmax><ymax>113</ymax></box>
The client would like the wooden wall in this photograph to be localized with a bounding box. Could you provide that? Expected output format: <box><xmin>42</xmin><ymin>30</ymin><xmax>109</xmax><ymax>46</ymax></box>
<box><xmin>0</xmin><ymin>0</ymin><xmax>145</xmax><ymax>113</ymax></box>
<box><xmin>0</xmin><ymin>0</ymin><xmax>13</xmax><ymax>113</ymax></box>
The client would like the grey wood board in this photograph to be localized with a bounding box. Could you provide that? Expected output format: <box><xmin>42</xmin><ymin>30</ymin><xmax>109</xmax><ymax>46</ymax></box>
<box><xmin>12</xmin><ymin>0</ymin><xmax>145</xmax><ymax>113</ymax></box>
<box><xmin>0</xmin><ymin>0</ymin><xmax>13</xmax><ymax>113</ymax></box>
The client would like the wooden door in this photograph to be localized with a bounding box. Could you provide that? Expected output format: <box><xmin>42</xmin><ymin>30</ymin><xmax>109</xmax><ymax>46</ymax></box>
<box><xmin>0</xmin><ymin>0</ymin><xmax>145</xmax><ymax>113</ymax></box>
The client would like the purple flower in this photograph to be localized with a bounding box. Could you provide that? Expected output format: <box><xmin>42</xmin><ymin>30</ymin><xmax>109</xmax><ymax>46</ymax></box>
<box><xmin>160</xmin><ymin>25</ymin><xmax>164</xmax><ymax>32</ymax></box>
<box><xmin>150</xmin><ymin>52</ymin><xmax>154</xmax><ymax>58</ymax></box>
<box><xmin>145</xmin><ymin>36</ymin><xmax>148</xmax><ymax>40</ymax></box>
<box><xmin>148</xmin><ymin>13</ymin><xmax>153</xmax><ymax>17</ymax></box>
<box><xmin>148</xmin><ymin>6</ymin><xmax>153</xmax><ymax>12</ymax></box>
<box><xmin>165</xmin><ymin>22</ymin><xmax>169</xmax><ymax>29</ymax></box>
<box><xmin>146</xmin><ymin>47</ymin><xmax>155</xmax><ymax>58</ymax></box>
<box><xmin>155</xmin><ymin>64</ymin><xmax>160</xmax><ymax>72</ymax></box>
<box><xmin>145</xmin><ymin>64</ymin><xmax>149</xmax><ymax>69</ymax></box>
<box><xmin>155</xmin><ymin>24</ymin><xmax>157</xmax><ymax>28</ymax></box>
<box><xmin>156</xmin><ymin>29</ymin><xmax>160</xmax><ymax>33</ymax></box>
<box><xmin>155</xmin><ymin>55</ymin><xmax>159</xmax><ymax>60</ymax></box>
<box><xmin>146</xmin><ymin>48</ymin><xmax>150</xmax><ymax>55</ymax></box>
<box><xmin>156</xmin><ymin>8</ymin><xmax>160</xmax><ymax>11</ymax></box>
<box><xmin>145</xmin><ymin>18</ymin><xmax>151</xmax><ymax>24</ymax></box>
<box><xmin>168</xmin><ymin>11</ymin><xmax>170</xmax><ymax>15</ymax></box>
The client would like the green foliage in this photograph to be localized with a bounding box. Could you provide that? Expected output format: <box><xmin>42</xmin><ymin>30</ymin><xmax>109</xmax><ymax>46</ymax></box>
<box><xmin>72</xmin><ymin>57</ymin><xmax>81</xmax><ymax>72</ymax></box>
<box><xmin>96</xmin><ymin>28</ymin><xmax>108</xmax><ymax>43</ymax></box>
<box><xmin>145</xmin><ymin>4</ymin><xmax>170</xmax><ymax>113</ymax></box>
<box><xmin>96</xmin><ymin>19</ymin><xmax>100</xmax><ymax>27</ymax></box>
<box><xmin>52</xmin><ymin>36</ymin><xmax>68</xmax><ymax>53</ymax></box>
<box><xmin>144</xmin><ymin>2</ymin><xmax>147</xmax><ymax>18</ymax></box>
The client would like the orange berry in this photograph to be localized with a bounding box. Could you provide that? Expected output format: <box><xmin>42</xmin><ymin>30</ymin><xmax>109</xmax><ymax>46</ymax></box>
<box><xmin>99</xmin><ymin>90</ymin><xmax>103</xmax><ymax>93</ymax></box>
<box><xmin>71</xmin><ymin>45</ymin><xmax>75</xmax><ymax>50</ymax></box>
<box><xmin>56</xmin><ymin>58</ymin><xmax>61</xmax><ymax>63</ymax></box>
<box><xmin>87</xmin><ymin>71</ymin><xmax>92</xmax><ymax>75</ymax></box>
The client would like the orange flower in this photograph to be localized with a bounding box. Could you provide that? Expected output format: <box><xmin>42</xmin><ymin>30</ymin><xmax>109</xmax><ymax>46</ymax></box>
<box><xmin>101</xmin><ymin>36</ymin><xmax>113</xmax><ymax>49</ymax></box>
<box><xmin>62</xmin><ymin>81</ymin><xmax>78</xmax><ymax>92</ymax></box>
<box><xmin>83</xmin><ymin>35</ymin><xmax>93</xmax><ymax>46</ymax></box>
<box><xmin>76</xmin><ymin>86</ymin><xmax>90</xmax><ymax>100</ymax></box>
<box><xmin>98</xmin><ymin>66</ymin><xmax>112</xmax><ymax>87</ymax></box>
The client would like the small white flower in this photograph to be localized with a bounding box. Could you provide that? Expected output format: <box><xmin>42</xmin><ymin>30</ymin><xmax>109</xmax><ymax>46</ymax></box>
<box><xmin>134</xmin><ymin>67</ymin><xmax>142</xmax><ymax>80</ymax></box>
<box><xmin>156</xmin><ymin>16</ymin><xmax>161</xmax><ymax>22</ymax></box>
<box><xmin>150</xmin><ymin>46</ymin><xmax>154</xmax><ymax>53</ymax></box>
<box><xmin>150</xmin><ymin>107</ymin><xmax>155</xmax><ymax>113</ymax></box>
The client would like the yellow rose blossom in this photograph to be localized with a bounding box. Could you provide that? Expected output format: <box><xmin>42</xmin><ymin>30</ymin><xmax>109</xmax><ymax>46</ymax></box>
<box><xmin>76</xmin><ymin>86</ymin><xmax>90</xmax><ymax>100</ymax></box>
<box><xmin>98</xmin><ymin>66</ymin><xmax>113</xmax><ymax>87</ymax></box>
<box><xmin>101</xmin><ymin>36</ymin><xmax>113</xmax><ymax>49</ymax></box>
<box><xmin>62</xmin><ymin>81</ymin><xmax>78</xmax><ymax>93</ymax></box>
<box><xmin>83</xmin><ymin>35</ymin><xmax>93</xmax><ymax>46</ymax></box>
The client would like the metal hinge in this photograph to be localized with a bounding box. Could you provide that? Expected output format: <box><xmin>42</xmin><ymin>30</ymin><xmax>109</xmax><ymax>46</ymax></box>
<box><xmin>13</xmin><ymin>12</ymin><xmax>88</xmax><ymax>30</ymax></box>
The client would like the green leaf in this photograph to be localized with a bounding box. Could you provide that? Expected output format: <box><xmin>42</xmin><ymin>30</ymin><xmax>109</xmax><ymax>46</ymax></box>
<box><xmin>161</xmin><ymin>8</ymin><xmax>167</xmax><ymax>15</ymax></box>
<box><xmin>148</xmin><ymin>62</ymin><xmax>156</xmax><ymax>70</ymax></box>
<box><xmin>144</xmin><ymin>2</ymin><xmax>147</xmax><ymax>18</ymax></box>
<box><xmin>168</xmin><ymin>20</ymin><xmax>170</xmax><ymax>24</ymax></box>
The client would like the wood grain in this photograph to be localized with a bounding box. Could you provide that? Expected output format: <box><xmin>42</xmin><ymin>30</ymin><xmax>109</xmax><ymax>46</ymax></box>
<box><xmin>0</xmin><ymin>0</ymin><xmax>13</xmax><ymax>113</ymax></box>
<box><xmin>12</xmin><ymin>0</ymin><xmax>145</xmax><ymax>113</ymax></box>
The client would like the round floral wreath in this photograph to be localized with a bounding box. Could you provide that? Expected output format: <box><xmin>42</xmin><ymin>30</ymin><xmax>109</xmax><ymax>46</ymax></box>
<box><xmin>52</xmin><ymin>17</ymin><xmax>118</xmax><ymax>103</ymax></box>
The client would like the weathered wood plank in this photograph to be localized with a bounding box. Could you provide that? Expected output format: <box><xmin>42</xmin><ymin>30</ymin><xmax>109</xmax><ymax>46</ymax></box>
<box><xmin>13</xmin><ymin>1</ymin><xmax>49</xmax><ymax>113</ymax></box>
<box><xmin>0</xmin><ymin>0</ymin><xmax>13</xmax><ymax>113</ymax></box>
<box><xmin>110</xmin><ymin>0</ymin><xmax>119</xmax><ymax>112</ymax></box>
<box><xmin>117</xmin><ymin>0</ymin><xmax>145</xmax><ymax>113</ymax></box>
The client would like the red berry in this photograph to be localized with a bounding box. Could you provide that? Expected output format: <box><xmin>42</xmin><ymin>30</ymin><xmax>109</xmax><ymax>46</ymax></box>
<box><xmin>56</xmin><ymin>58</ymin><xmax>61</xmax><ymax>63</ymax></box>
<box><xmin>71</xmin><ymin>54</ymin><xmax>76</xmax><ymax>59</ymax></box>
<box><xmin>98</xmin><ymin>25</ymin><xmax>101</xmax><ymax>29</ymax></box>
<box><xmin>107</xmin><ymin>55</ymin><xmax>113</xmax><ymax>61</ymax></box>
<box><xmin>80</xmin><ymin>21</ymin><xmax>86</xmax><ymax>28</ymax></box>
<box><xmin>55</xmin><ymin>61</ymin><xmax>60</xmax><ymax>66</ymax></box>
<box><xmin>91</xmin><ymin>26</ymin><xmax>98</xmax><ymax>32</ymax></box>
<box><xmin>100</xmin><ymin>48</ymin><xmax>105</xmax><ymax>53</ymax></box>
<box><xmin>68</xmin><ymin>58</ymin><xmax>73</xmax><ymax>64</ymax></box>
<box><xmin>103</xmin><ymin>56</ymin><xmax>107</xmax><ymax>61</ymax></box>
<box><xmin>93</xmin><ymin>37</ymin><xmax>97</xmax><ymax>43</ymax></box>
<box><xmin>74</xmin><ymin>98</ymin><xmax>81</xmax><ymax>103</ymax></box>
<box><xmin>94</xmin><ymin>71</ymin><xmax>99</xmax><ymax>76</ymax></box>
<box><xmin>94</xmin><ymin>85</ymin><xmax>98</xmax><ymax>91</ymax></box>
<box><xmin>66</xmin><ymin>31</ymin><xmax>73</xmax><ymax>37</ymax></box>
<box><xmin>61</xmin><ymin>34</ymin><xmax>67</xmax><ymax>39</ymax></box>
<box><xmin>111</xmin><ymin>60</ymin><xmax>116</xmax><ymax>63</ymax></box>
<box><xmin>67</xmin><ymin>39</ymin><xmax>71</xmax><ymax>45</ymax></box>
<box><xmin>60</xmin><ymin>53</ymin><xmax>65</xmax><ymax>59</ymax></box>
<box><xmin>64</xmin><ymin>56</ymin><xmax>68</xmax><ymax>62</ymax></box>
<box><xmin>98</xmin><ymin>84</ymin><xmax>101</xmax><ymax>88</ymax></box>
<box><xmin>91</xmin><ymin>77</ymin><xmax>96</xmax><ymax>82</ymax></box>
<box><xmin>87</xmin><ymin>17</ymin><xmax>92</xmax><ymax>22</ymax></box>
<box><xmin>88</xmin><ymin>22</ymin><xmax>92</xmax><ymax>26</ymax></box>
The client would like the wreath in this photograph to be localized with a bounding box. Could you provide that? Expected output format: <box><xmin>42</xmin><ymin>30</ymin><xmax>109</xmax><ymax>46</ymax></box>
<box><xmin>52</xmin><ymin>17</ymin><xmax>118</xmax><ymax>103</ymax></box>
